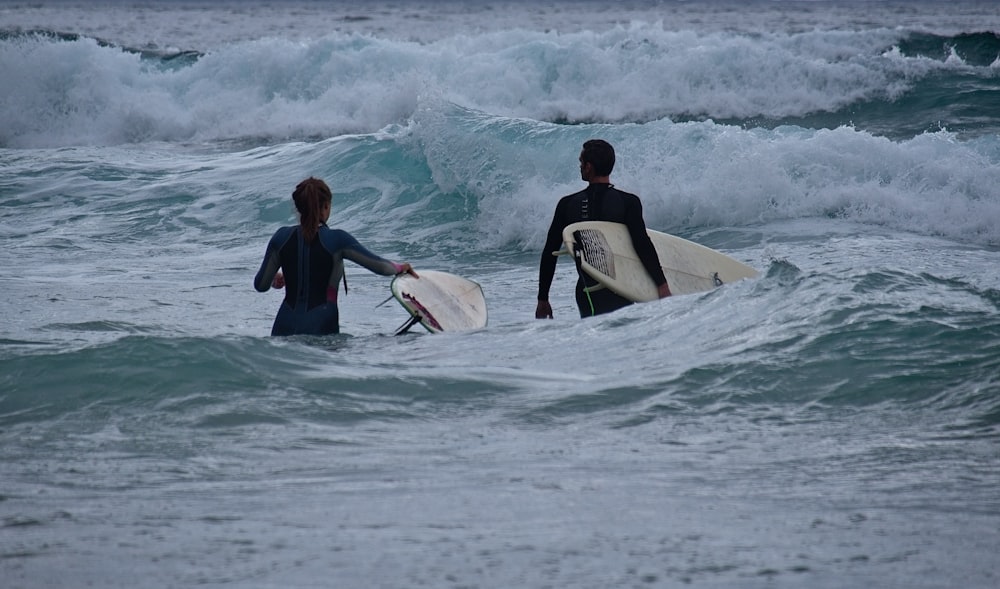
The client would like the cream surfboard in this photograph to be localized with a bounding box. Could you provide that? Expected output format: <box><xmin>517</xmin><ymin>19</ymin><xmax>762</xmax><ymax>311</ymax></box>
<box><xmin>560</xmin><ymin>221</ymin><xmax>758</xmax><ymax>301</ymax></box>
<box><xmin>390</xmin><ymin>270</ymin><xmax>487</xmax><ymax>334</ymax></box>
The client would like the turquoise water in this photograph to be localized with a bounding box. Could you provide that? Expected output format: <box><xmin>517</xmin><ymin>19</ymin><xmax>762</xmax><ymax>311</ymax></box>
<box><xmin>2</xmin><ymin>2</ymin><xmax>999</xmax><ymax>587</ymax></box>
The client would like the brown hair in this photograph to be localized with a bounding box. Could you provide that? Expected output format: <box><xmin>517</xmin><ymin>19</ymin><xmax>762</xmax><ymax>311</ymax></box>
<box><xmin>292</xmin><ymin>177</ymin><xmax>332</xmax><ymax>243</ymax></box>
<box><xmin>581</xmin><ymin>139</ymin><xmax>615</xmax><ymax>177</ymax></box>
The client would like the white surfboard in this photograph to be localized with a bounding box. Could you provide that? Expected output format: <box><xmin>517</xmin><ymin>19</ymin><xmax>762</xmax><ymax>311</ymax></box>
<box><xmin>390</xmin><ymin>270</ymin><xmax>487</xmax><ymax>334</ymax></box>
<box><xmin>561</xmin><ymin>221</ymin><xmax>759</xmax><ymax>301</ymax></box>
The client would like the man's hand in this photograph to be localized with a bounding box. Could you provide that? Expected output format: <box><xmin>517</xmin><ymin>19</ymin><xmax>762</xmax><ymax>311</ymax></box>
<box><xmin>535</xmin><ymin>300</ymin><xmax>553</xmax><ymax>319</ymax></box>
<box><xmin>272</xmin><ymin>272</ymin><xmax>285</xmax><ymax>289</ymax></box>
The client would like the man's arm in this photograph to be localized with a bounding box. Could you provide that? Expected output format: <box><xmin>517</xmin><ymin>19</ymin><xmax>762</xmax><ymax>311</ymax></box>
<box><xmin>536</xmin><ymin>200</ymin><xmax>566</xmax><ymax>317</ymax></box>
<box><xmin>624</xmin><ymin>196</ymin><xmax>670</xmax><ymax>297</ymax></box>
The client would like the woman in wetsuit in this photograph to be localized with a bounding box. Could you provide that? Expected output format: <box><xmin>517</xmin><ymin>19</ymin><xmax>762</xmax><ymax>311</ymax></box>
<box><xmin>254</xmin><ymin>177</ymin><xmax>416</xmax><ymax>336</ymax></box>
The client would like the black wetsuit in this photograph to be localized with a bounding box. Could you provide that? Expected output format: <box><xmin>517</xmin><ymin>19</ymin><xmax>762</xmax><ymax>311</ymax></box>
<box><xmin>538</xmin><ymin>183</ymin><xmax>667</xmax><ymax>317</ymax></box>
<box><xmin>254</xmin><ymin>224</ymin><xmax>401</xmax><ymax>336</ymax></box>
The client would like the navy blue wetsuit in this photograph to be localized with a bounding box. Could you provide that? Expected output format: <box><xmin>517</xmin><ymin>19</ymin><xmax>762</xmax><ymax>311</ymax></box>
<box><xmin>254</xmin><ymin>224</ymin><xmax>401</xmax><ymax>336</ymax></box>
<box><xmin>538</xmin><ymin>183</ymin><xmax>667</xmax><ymax>317</ymax></box>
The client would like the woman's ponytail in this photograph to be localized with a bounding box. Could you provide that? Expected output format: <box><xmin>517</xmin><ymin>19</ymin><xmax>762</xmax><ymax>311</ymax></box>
<box><xmin>292</xmin><ymin>177</ymin><xmax>332</xmax><ymax>242</ymax></box>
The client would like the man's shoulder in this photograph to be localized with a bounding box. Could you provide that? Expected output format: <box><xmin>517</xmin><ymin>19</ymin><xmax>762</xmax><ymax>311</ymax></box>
<box><xmin>552</xmin><ymin>189</ymin><xmax>587</xmax><ymax>219</ymax></box>
<box><xmin>609</xmin><ymin>186</ymin><xmax>641</xmax><ymax>200</ymax></box>
<box><xmin>558</xmin><ymin>187</ymin><xmax>588</xmax><ymax>202</ymax></box>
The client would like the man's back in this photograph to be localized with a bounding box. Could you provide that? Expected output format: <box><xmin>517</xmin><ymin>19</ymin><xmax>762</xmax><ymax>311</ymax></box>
<box><xmin>557</xmin><ymin>183</ymin><xmax>635</xmax><ymax>225</ymax></box>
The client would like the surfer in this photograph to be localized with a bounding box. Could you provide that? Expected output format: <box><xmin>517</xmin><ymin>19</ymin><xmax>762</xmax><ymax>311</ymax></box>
<box><xmin>536</xmin><ymin>139</ymin><xmax>670</xmax><ymax>319</ymax></box>
<box><xmin>254</xmin><ymin>177</ymin><xmax>417</xmax><ymax>336</ymax></box>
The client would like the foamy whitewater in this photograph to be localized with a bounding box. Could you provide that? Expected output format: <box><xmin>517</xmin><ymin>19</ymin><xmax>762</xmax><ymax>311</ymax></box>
<box><xmin>1</xmin><ymin>1</ymin><xmax>999</xmax><ymax>587</ymax></box>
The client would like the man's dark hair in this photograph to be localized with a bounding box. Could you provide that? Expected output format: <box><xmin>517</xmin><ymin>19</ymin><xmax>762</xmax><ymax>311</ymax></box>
<box><xmin>582</xmin><ymin>139</ymin><xmax>615</xmax><ymax>176</ymax></box>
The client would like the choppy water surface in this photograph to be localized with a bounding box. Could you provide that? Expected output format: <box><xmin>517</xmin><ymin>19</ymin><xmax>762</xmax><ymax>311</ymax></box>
<box><xmin>2</xmin><ymin>2</ymin><xmax>999</xmax><ymax>587</ymax></box>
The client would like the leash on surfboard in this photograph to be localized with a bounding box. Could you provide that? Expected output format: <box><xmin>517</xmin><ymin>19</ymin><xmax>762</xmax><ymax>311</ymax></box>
<box><xmin>378</xmin><ymin>292</ymin><xmax>422</xmax><ymax>335</ymax></box>
<box><xmin>394</xmin><ymin>314</ymin><xmax>422</xmax><ymax>336</ymax></box>
<box><xmin>375</xmin><ymin>287</ymin><xmax>420</xmax><ymax>334</ymax></box>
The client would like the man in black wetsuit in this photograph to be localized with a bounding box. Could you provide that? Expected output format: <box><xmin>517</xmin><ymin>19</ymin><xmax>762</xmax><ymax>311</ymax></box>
<box><xmin>535</xmin><ymin>139</ymin><xmax>671</xmax><ymax>319</ymax></box>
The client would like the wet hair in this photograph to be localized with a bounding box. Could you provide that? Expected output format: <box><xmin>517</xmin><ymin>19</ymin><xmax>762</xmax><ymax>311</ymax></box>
<box><xmin>581</xmin><ymin>139</ymin><xmax>615</xmax><ymax>177</ymax></box>
<box><xmin>292</xmin><ymin>177</ymin><xmax>332</xmax><ymax>243</ymax></box>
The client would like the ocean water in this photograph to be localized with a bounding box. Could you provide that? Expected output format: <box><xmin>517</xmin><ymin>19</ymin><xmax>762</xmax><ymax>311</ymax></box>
<box><xmin>2</xmin><ymin>1</ymin><xmax>1000</xmax><ymax>587</ymax></box>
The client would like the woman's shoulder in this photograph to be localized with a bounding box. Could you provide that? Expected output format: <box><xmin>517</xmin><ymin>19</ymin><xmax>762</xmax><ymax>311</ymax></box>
<box><xmin>318</xmin><ymin>225</ymin><xmax>360</xmax><ymax>247</ymax></box>
<box><xmin>318</xmin><ymin>225</ymin><xmax>353</xmax><ymax>238</ymax></box>
<box><xmin>267</xmin><ymin>225</ymin><xmax>297</xmax><ymax>245</ymax></box>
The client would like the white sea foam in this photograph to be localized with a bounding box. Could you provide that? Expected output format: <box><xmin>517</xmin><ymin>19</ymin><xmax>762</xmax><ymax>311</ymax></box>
<box><xmin>0</xmin><ymin>22</ymin><xmax>984</xmax><ymax>148</ymax></box>
<box><xmin>402</xmin><ymin>103</ymin><xmax>1000</xmax><ymax>248</ymax></box>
